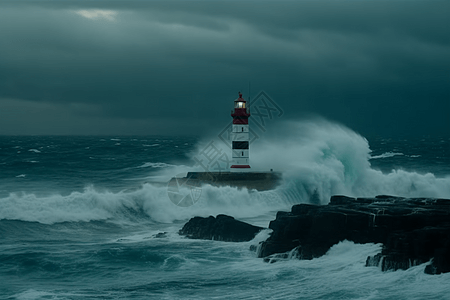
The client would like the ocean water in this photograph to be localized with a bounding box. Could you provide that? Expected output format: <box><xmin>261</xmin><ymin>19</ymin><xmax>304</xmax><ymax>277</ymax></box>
<box><xmin>1</xmin><ymin>120</ymin><xmax>450</xmax><ymax>299</ymax></box>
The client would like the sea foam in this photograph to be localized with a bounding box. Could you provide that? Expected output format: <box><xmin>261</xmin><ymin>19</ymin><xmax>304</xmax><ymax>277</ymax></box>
<box><xmin>249</xmin><ymin>119</ymin><xmax>450</xmax><ymax>204</ymax></box>
<box><xmin>1</xmin><ymin>119</ymin><xmax>449</xmax><ymax>224</ymax></box>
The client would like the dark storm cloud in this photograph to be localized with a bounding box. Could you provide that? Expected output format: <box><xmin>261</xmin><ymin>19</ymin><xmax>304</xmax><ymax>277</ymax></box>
<box><xmin>0</xmin><ymin>1</ymin><xmax>449</xmax><ymax>136</ymax></box>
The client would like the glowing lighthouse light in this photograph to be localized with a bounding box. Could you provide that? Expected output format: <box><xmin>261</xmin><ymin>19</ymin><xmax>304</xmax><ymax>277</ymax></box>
<box><xmin>230</xmin><ymin>92</ymin><xmax>251</xmax><ymax>169</ymax></box>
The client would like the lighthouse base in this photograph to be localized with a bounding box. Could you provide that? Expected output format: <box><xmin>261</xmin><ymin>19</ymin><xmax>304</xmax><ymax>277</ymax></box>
<box><xmin>169</xmin><ymin>171</ymin><xmax>282</xmax><ymax>191</ymax></box>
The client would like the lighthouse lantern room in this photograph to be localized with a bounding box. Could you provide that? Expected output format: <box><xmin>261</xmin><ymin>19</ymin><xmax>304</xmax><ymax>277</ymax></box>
<box><xmin>230</xmin><ymin>92</ymin><xmax>251</xmax><ymax>169</ymax></box>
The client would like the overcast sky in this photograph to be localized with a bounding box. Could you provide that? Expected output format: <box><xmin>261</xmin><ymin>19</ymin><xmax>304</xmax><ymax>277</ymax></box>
<box><xmin>0</xmin><ymin>0</ymin><xmax>449</xmax><ymax>137</ymax></box>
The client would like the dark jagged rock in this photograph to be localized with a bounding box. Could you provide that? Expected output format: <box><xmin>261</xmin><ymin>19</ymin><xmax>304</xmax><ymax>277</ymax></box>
<box><xmin>258</xmin><ymin>195</ymin><xmax>450</xmax><ymax>274</ymax></box>
<box><xmin>179</xmin><ymin>214</ymin><xmax>263</xmax><ymax>242</ymax></box>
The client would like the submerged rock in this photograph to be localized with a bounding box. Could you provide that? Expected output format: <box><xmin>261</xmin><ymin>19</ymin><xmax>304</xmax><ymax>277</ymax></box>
<box><xmin>259</xmin><ymin>195</ymin><xmax>450</xmax><ymax>274</ymax></box>
<box><xmin>153</xmin><ymin>232</ymin><xmax>168</xmax><ymax>238</ymax></box>
<box><xmin>179</xmin><ymin>214</ymin><xmax>263</xmax><ymax>242</ymax></box>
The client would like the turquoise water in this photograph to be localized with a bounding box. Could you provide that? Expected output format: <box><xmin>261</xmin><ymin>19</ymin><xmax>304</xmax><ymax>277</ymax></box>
<box><xmin>1</xmin><ymin>122</ymin><xmax>450</xmax><ymax>299</ymax></box>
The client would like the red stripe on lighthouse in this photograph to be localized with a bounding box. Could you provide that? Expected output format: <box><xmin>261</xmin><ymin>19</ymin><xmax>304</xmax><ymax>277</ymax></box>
<box><xmin>232</xmin><ymin>119</ymin><xmax>249</xmax><ymax>124</ymax></box>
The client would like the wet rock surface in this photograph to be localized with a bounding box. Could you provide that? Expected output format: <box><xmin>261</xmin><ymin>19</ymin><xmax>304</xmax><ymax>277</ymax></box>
<box><xmin>179</xmin><ymin>214</ymin><xmax>263</xmax><ymax>242</ymax></box>
<box><xmin>259</xmin><ymin>195</ymin><xmax>450</xmax><ymax>274</ymax></box>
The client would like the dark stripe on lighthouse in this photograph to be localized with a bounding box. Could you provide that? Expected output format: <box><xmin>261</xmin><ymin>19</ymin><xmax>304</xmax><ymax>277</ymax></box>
<box><xmin>232</xmin><ymin>141</ymin><xmax>249</xmax><ymax>149</ymax></box>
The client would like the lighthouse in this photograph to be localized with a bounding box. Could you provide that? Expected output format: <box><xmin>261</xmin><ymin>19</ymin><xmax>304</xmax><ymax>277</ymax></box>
<box><xmin>168</xmin><ymin>91</ymin><xmax>282</xmax><ymax>192</ymax></box>
<box><xmin>230</xmin><ymin>92</ymin><xmax>251</xmax><ymax>169</ymax></box>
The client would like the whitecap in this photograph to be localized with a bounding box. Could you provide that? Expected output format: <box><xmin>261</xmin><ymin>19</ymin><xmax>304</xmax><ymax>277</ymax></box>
<box><xmin>137</xmin><ymin>162</ymin><xmax>174</xmax><ymax>169</ymax></box>
<box><xmin>370</xmin><ymin>152</ymin><xmax>404</xmax><ymax>160</ymax></box>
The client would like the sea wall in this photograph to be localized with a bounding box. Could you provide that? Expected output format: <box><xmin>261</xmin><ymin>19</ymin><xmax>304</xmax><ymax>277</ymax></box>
<box><xmin>178</xmin><ymin>171</ymin><xmax>282</xmax><ymax>191</ymax></box>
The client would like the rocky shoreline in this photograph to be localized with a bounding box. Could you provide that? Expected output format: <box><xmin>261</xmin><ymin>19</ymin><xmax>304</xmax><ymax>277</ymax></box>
<box><xmin>179</xmin><ymin>195</ymin><xmax>450</xmax><ymax>275</ymax></box>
